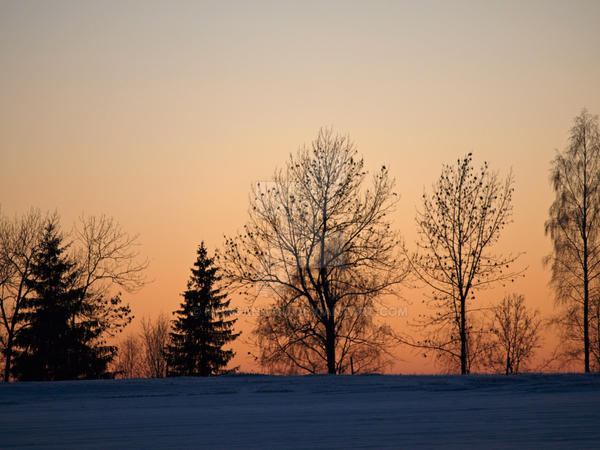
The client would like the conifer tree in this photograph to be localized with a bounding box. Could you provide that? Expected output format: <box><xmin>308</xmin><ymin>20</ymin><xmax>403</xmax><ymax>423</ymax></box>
<box><xmin>12</xmin><ymin>219</ymin><xmax>115</xmax><ymax>380</ymax></box>
<box><xmin>167</xmin><ymin>243</ymin><xmax>239</xmax><ymax>376</ymax></box>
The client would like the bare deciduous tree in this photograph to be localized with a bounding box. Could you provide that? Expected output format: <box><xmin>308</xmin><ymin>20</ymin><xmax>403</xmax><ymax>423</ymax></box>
<box><xmin>403</xmin><ymin>154</ymin><xmax>520</xmax><ymax>374</ymax></box>
<box><xmin>114</xmin><ymin>334</ymin><xmax>144</xmax><ymax>379</ymax></box>
<box><xmin>140</xmin><ymin>314</ymin><xmax>169</xmax><ymax>378</ymax></box>
<box><xmin>70</xmin><ymin>214</ymin><xmax>148</xmax><ymax>341</ymax></box>
<box><xmin>545</xmin><ymin>109</ymin><xmax>600</xmax><ymax>373</ymax></box>
<box><xmin>0</xmin><ymin>209</ymin><xmax>45</xmax><ymax>381</ymax></box>
<box><xmin>484</xmin><ymin>294</ymin><xmax>542</xmax><ymax>374</ymax></box>
<box><xmin>220</xmin><ymin>128</ymin><xmax>407</xmax><ymax>374</ymax></box>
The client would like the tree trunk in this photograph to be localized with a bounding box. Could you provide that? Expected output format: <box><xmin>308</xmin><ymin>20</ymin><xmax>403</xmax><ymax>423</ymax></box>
<box><xmin>3</xmin><ymin>335</ymin><xmax>12</xmax><ymax>382</ymax></box>
<box><xmin>325</xmin><ymin>318</ymin><xmax>336</xmax><ymax>374</ymax></box>
<box><xmin>460</xmin><ymin>296</ymin><xmax>468</xmax><ymax>375</ymax></box>
<box><xmin>581</xmin><ymin>132</ymin><xmax>591</xmax><ymax>374</ymax></box>
<box><xmin>583</xmin><ymin>241</ymin><xmax>590</xmax><ymax>373</ymax></box>
<box><xmin>596</xmin><ymin>299</ymin><xmax>600</xmax><ymax>371</ymax></box>
<box><xmin>584</xmin><ymin>276</ymin><xmax>590</xmax><ymax>372</ymax></box>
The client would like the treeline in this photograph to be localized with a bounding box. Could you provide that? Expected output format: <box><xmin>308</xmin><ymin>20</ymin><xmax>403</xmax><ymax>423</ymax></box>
<box><xmin>2</xmin><ymin>109</ymin><xmax>599</xmax><ymax>380</ymax></box>
<box><xmin>0</xmin><ymin>213</ymin><xmax>146</xmax><ymax>381</ymax></box>
<box><xmin>0</xmin><ymin>214</ymin><xmax>238</xmax><ymax>380</ymax></box>
<box><xmin>215</xmin><ymin>108</ymin><xmax>599</xmax><ymax>375</ymax></box>
<box><xmin>217</xmin><ymin>130</ymin><xmax>534</xmax><ymax>376</ymax></box>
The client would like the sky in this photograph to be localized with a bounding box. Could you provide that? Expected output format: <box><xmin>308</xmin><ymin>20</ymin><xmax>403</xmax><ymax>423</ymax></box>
<box><xmin>1</xmin><ymin>0</ymin><xmax>600</xmax><ymax>373</ymax></box>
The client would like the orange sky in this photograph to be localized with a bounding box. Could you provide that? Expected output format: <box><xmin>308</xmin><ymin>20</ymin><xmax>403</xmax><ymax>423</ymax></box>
<box><xmin>1</xmin><ymin>0</ymin><xmax>600</xmax><ymax>373</ymax></box>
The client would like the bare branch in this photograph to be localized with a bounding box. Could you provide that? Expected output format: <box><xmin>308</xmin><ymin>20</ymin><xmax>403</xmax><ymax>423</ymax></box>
<box><xmin>405</xmin><ymin>154</ymin><xmax>521</xmax><ymax>374</ymax></box>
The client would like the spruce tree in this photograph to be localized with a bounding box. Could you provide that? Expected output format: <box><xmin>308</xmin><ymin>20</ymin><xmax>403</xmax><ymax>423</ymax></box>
<box><xmin>12</xmin><ymin>220</ymin><xmax>114</xmax><ymax>380</ymax></box>
<box><xmin>167</xmin><ymin>243</ymin><xmax>239</xmax><ymax>376</ymax></box>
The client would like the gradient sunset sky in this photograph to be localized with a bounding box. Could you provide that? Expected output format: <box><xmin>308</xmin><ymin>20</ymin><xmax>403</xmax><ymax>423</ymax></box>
<box><xmin>2</xmin><ymin>0</ymin><xmax>600</xmax><ymax>373</ymax></box>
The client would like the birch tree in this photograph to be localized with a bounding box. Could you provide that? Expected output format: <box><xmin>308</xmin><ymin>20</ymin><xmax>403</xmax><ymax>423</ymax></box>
<box><xmin>545</xmin><ymin>109</ymin><xmax>600</xmax><ymax>372</ymax></box>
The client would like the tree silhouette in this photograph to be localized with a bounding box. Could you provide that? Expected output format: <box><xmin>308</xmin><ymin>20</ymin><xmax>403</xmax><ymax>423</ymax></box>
<box><xmin>113</xmin><ymin>334</ymin><xmax>144</xmax><ymax>379</ymax></box>
<box><xmin>167</xmin><ymin>243</ymin><xmax>239</xmax><ymax>376</ymax></box>
<box><xmin>11</xmin><ymin>219</ymin><xmax>116</xmax><ymax>380</ymax></box>
<box><xmin>484</xmin><ymin>294</ymin><xmax>542</xmax><ymax>374</ymax></box>
<box><xmin>1</xmin><ymin>211</ymin><xmax>145</xmax><ymax>381</ymax></box>
<box><xmin>141</xmin><ymin>314</ymin><xmax>170</xmax><ymax>378</ymax></box>
<box><xmin>220</xmin><ymin>128</ymin><xmax>407</xmax><ymax>374</ymax></box>
<box><xmin>0</xmin><ymin>209</ymin><xmax>45</xmax><ymax>381</ymax></box>
<box><xmin>545</xmin><ymin>109</ymin><xmax>600</xmax><ymax>373</ymax></box>
<box><xmin>403</xmin><ymin>154</ymin><xmax>520</xmax><ymax>374</ymax></box>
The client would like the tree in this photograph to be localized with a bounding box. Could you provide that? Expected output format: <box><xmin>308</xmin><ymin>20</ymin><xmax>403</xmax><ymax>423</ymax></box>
<box><xmin>11</xmin><ymin>219</ymin><xmax>115</xmax><ymax>380</ymax></box>
<box><xmin>0</xmin><ymin>211</ymin><xmax>146</xmax><ymax>381</ymax></box>
<box><xmin>167</xmin><ymin>244</ymin><xmax>239</xmax><ymax>376</ymax></box>
<box><xmin>406</xmin><ymin>154</ymin><xmax>519</xmax><ymax>374</ymax></box>
<box><xmin>545</xmin><ymin>109</ymin><xmax>600</xmax><ymax>373</ymax></box>
<box><xmin>484</xmin><ymin>294</ymin><xmax>542</xmax><ymax>374</ymax></box>
<box><xmin>220</xmin><ymin>128</ymin><xmax>406</xmax><ymax>374</ymax></box>
<box><xmin>140</xmin><ymin>314</ymin><xmax>170</xmax><ymax>378</ymax></box>
<box><xmin>114</xmin><ymin>334</ymin><xmax>144</xmax><ymax>379</ymax></box>
<box><xmin>72</xmin><ymin>214</ymin><xmax>146</xmax><ymax>342</ymax></box>
<box><xmin>0</xmin><ymin>209</ymin><xmax>44</xmax><ymax>381</ymax></box>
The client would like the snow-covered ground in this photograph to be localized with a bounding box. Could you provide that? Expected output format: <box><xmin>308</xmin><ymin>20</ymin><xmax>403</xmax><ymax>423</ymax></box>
<box><xmin>1</xmin><ymin>374</ymin><xmax>599</xmax><ymax>449</ymax></box>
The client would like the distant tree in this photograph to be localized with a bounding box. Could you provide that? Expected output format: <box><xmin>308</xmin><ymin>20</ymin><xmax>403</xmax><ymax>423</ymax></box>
<box><xmin>404</xmin><ymin>154</ymin><xmax>520</xmax><ymax>374</ymax></box>
<box><xmin>11</xmin><ymin>219</ymin><xmax>114</xmax><ymax>380</ymax></box>
<box><xmin>220</xmin><ymin>128</ymin><xmax>407</xmax><ymax>374</ymax></box>
<box><xmin>0</xmin><ymin>209</ymin><xmax>44</xmax><ymax>382</ymax></box>
<box><xmin>167</xmin><ymin>244</ymin><xmax>239</xmax><ymax>376</ymax></box>
<box><xmin>545</xmin><ymin>109</ymin><xmax>600</xmax><ymax>373</ymax></box>
<box><xmin>140</xmin><ymin>314</ymin><xmax>170</xmax><ymax>378</ymax></box>
<box><xmin>484</xmin><ymin>294</ymin><xmax>542</xmax><ymax>374</ymax></box>
<box><xmin>114</xmin><ymin>334</ymin><xmax>144</xmax><ymax>379</ymax></box>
